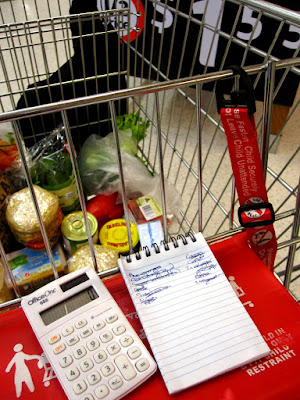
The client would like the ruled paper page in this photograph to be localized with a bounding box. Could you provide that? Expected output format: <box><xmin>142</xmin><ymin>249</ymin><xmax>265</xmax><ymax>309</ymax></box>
<box><xmin>118</xmin><ymin>232</ymin><xmax>270</xmax><ymax>394</ymax></box>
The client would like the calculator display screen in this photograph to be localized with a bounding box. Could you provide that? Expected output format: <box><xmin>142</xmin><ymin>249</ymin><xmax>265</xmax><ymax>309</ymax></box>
<box><xmin>40</xmin><ymin>286</ymin><xmax>98</xmax><ymax>326</ymax></box>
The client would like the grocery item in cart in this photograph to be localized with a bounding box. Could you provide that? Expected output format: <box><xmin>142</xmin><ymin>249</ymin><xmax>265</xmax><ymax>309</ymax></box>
<box><xmin>61</xmin><ymin>211</ymin><xmax>98</xmax><ymax>256</ymax></box>
<box><xmin>0</xmin><ymin>262</ymin><xmax>12</xmax><ymax>304</ymax></box>
<box><xmin>68</xmin><ymin>243</ymin><xmax>119</xmax><ymax>273</ymax></box>
<box><xmin>78</xmin><ymin>112</ymin><xmax>149</xmax><ymax>196</ymax></box>
<box><xmin>137</xmin><ymin>221</ymin><xmax>164</xmax><ymax>249</ymax></box>
<box><xmin>79</xmin><ymin>131</ymin><xmax>182</xmax><ymax>222</ymax></box>
<box><xmin>29</xmin><ymin>126</ymin><xmax>80</xmax><ymax>213</ymax></box>
<box><xmin>99</xmin><ymin>219</ymin><xmax>139</xmax><ymax>254</ymax></box>
<box><xmin>3</xmin><ymin>244</ymin><xmax>66</xmax><ymax>296</ymax></box>
<box><xmin>0</xmin><ymin>130</ymin><xmax>18</xmax><ymax>172</ymax></box>
<box><xmin>86</xmin><ymin>192</ymin><xmax>124</xmax><ymax>229</ymax></box>
<box><xmin>128</xmin><ymin>196</ymin><xmax>172</xmax><ymax>227</ymax></box>
<box><xmin>0</xmin><ymin>170</ymin><xmax>14</xmax><ymax>252</ymax></box>
<box><xmin>5</xmin><ymin>185</ymin><xmax>62</xmax><ymax>249</ymax></box>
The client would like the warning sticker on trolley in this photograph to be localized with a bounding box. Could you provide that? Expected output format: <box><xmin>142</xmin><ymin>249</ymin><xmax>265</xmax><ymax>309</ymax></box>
<box><xmin>244</xmin><ymin>197</ymin><xmax>266</xmax><ymax>219</ymax></box>
<box><xmin>136</xmin><ymin>196</ymin><xmax>163</xmax><ymax>221</ymax></box>
<box><xmin>251</xmin><ymin>229</ymin><xmax>274</xmax><ymax>246</ymax></box>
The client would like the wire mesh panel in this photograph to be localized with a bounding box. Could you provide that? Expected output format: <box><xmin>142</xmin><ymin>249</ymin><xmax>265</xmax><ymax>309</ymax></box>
<box><xmin>0</xmin><ymin>0</ymin><xmax>299</xmax><ymax>308</ymax></box>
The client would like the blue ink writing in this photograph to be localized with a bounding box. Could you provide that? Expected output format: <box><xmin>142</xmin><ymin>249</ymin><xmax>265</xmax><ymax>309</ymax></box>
<box><xmin>186</xmin><ymin>252</ymin><xmax>204</xmax><ymax>260</ymax></box>
<box><xmin>192</xmin><ymin>258</ymin><xmax>220</xmax><ymax>285</ymax></box>
<box><xmin>129</xmin><ymin>264</ymin><xmax>179</xmax><ymax>305</ymax></box>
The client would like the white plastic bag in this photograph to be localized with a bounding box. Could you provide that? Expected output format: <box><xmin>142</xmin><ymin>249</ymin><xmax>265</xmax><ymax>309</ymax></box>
<box><xmin>79</xmin><ymin>133</ymin><xmax>182</xmax><ymax>216</ymax></box>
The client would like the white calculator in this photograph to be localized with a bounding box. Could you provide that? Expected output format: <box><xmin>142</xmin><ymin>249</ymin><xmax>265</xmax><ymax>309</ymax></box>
<box><xmin>21</xmin><ymin>267</ymin><xmax>157</xmax><ymax>400</ymax></box>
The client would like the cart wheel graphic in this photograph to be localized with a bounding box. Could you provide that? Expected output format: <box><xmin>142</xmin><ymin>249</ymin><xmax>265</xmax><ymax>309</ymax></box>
<box><xmin>39</xmin><ymin>356</ymin><xmax>56</xmax><ymax>386</ymax></box>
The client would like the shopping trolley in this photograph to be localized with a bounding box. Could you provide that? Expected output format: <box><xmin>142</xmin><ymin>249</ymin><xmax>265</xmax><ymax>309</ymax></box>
<box><xmin>0</xmin><ymin>0</ymin><xmax>299</xmax><ymax>311</ymax></box>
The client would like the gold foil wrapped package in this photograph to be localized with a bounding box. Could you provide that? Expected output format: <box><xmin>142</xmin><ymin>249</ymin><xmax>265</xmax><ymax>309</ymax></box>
<box><xmin>68</xmin><ymin>244</ymin><xmax>119</xmax><ymax>273</ymax></box>
<box><xmin>6</xmin><ymin>185</ymin><xmax>62</xmax><ymax>249</ymax></box>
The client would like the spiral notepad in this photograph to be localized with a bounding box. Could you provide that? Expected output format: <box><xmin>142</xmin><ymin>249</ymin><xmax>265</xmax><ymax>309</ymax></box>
<box><xmin>118</xmin><ymin>232</ymin><xmax>270</xmax><ymax>394</ymax></box>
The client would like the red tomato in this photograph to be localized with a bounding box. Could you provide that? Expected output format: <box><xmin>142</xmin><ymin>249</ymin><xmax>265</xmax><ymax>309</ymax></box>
<box><xmin>0</xmin><ymin>139</ymin><xmax>19</xmax><ymax>171</ymax></box>
<box><xmin>86</xmin><ymin>193</ymin><xmax>124</xmax><ymax>229</ymax></box>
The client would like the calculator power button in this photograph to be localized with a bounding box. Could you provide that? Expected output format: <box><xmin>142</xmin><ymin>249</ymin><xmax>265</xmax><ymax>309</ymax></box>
<box><xmin>114</xmin><ymin>354</ymin><xmax>137</xmax><ymax>381</ymax></box>
<box><xmin>48</xmin><ymin>334</ymin><xmax>61</xmax><ymax>345</ymax></box>
<box><xmin>54</xmin><ymin>343</ymin><xmax>66</xmax><ymax>354</ymax></box>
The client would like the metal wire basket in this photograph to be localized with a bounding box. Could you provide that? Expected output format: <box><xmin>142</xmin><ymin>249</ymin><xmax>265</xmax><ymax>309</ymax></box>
<box><xmin>0</xmin><ymin>0</ymin><xmax>299</xmax><ymax>308</ymax></box>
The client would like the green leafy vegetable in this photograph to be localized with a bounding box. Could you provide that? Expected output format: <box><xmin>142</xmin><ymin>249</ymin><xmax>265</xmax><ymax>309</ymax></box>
<box><xmin>31</xmin><ymin>149</ymin><xmax>73</xmax><ymax>187</ymax></box>
<box><xmin>116</xmin><ymin>111</ymin><xmax>150</xmax><ymax>143</ymax></box>
<box><xmin>29</xmin><ymin>127</ymin><xmax>74</xmax><ymax>188</ymax></box>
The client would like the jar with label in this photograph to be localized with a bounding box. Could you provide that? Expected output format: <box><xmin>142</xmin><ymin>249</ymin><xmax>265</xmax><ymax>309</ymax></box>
<box><xmin>36</xmin><ymin>151</ymin><xmax>80</xmax><ymax>213</ymax></box>
<box><xmin>42</xmin><ymin>172</ymin><xmax>79</xmax><ymax>213</ymax></box>
<box><xmin>99</xmin><ymin>219</ymin><xmax>139</xmax><ymax>255</ymax></box>
<box><xmin>29</xmin><ymin>126</ymin><xmax>80</xmax><ymax>213</ymax></box>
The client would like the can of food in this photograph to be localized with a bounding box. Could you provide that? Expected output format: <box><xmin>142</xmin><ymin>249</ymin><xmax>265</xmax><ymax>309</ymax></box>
<box><xmin>6</xmin><ymin>185</ymin><xmax>62</xmax><ymax>249</ymax></box>
<box><xmin>68</xmin><ymin>244</ymin><xmax>119</xmax><ymax>274</ymax></box>
<box><xmin>99</xmin><ymin>219</ymin><xmax>139</xmax><ymax>254</ymax></box>
<box><xmin>61</xmin><ymin>211</ymin><xmax>98</xmax><ymax>256</ymax></box>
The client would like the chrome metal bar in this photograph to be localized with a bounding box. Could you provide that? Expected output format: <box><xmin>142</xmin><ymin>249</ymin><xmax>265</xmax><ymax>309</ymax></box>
<box><xmin>202</xmin><ymin>146</ymin><xmax>228</xmax><ymax>202</ymax></box>
<box><xmin>0</xmin><ymin>241</ymin><xmax>21</xmax><ymax>298</ymax></box>
<box><xmin>203</xmin><ymin>174</ymin><xmax>239</xmax><ymax>233</ymax></box>
<box><xmin>176</xmin><ymin>2</ymin><xmax>195</xmax><ymax>77</ymax></box>
<box><xmin>261</xmin><ymin>60</ymin><xmax>276</xmax><ymax>178</ymax></box>
<box><xmin>196</xmin><ymin>84</ymin><xmax>203</xmax><ymax>233</ymax></box>
<box><xmin>274</xmin><ymin>185</ymin><xmax>297</xmax><ymax>215</ymax></box>
<box><xmin>284</xmin><ymin>176</ymin><xmax>300</xmax><ymax>288</ymax></box>
<box><xmin>229</xmin><ymin>178</ymin><xmax>236</xmax><ymax>230</ymax></box>
<box><xmin>267</xmin><ymin>147</ymin><xmax>300</xmax><ymax>195</ymax></box>
<box><xmin>173</xmin><ymin>101</ymin><xmax>197</xmax><ymax>186</ymax></box>
<box><xmin>0</xmin><ymin>265</ymin><xmax>120</xmax><ymax>312</ymax></box>
<box><xmin>0</xmin><ymin>298</ymin><xmax>22</xmax><ymax>312</ymax></box>
<box><xmin>1</xmin><ymin>59</ymin><xmax>299</xmax><ymax>123</ymax></box>
<box><xmin>278</xmin><ymin>239</ymin><xmax>300</xmax><ymax>251</ymax></box>
<box><xmin>146</xmin><ymin>1</ymin><xmax>299</xmax><ymax>66</ymax></box>
<box><xmin>154</xmin><ymin>92</ymin><xmax>168</xmax><ymax>242</ymax></box>
<box><xmin>147</xmin><ymin>0</ymin><xmax>300</xmax><ymax>26</ymax></box>
<box><xmin>61</xmin><ymin>110</ymin><xmax>98</xmax><ymax>272</ymax></box>
<box><xmin>165</xmin><ymin>92</ymin><xmax>189</xmax><ymax>179</ymax></box>
<box><xmin>231</xmin><ymin>0</ymin><xmax>300</xmax><ymax>24</ymax></box>
<box><xmin>109</xmin><ymin>101</ymin><xmax>134</xmax><ymax>253</ymax></box>
<box><xmin>11</xmin><ymin>119</ymin><xmax>59</xmax><ymax>280</ymax></box>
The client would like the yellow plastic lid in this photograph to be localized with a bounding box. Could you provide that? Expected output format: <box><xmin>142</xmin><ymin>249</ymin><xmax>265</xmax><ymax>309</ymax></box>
<box><xmin>99</xmin><ymin>219</ymin><xmax>139</xmax><ymax>253</ymax></box>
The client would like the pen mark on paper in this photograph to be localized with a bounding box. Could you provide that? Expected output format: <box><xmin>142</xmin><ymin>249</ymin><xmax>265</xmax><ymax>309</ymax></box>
<box><xmin>186</xmin><ymin>254</ymin><xmax>221</xmax><ymax>285</ymax></box>
<box><xmin>186</xmin><ymin>252</ymin><xmax>205</xmax><ymax>261</ymax></box>
<box><xmin>129</xmin><ymin>264</ymin><xmax>179</xmax><ymax>304</ymax></box>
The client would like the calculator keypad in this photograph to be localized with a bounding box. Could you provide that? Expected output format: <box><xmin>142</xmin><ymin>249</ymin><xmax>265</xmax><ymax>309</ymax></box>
<box><xmin>67</xmin><ymin>335</ymin><xmax>80</xmax><ymax>346</ymax></box>
<box><xmin>47</xmin><ymin>311</ymin><xmax>153</xmax><ymax>400</ymax></box>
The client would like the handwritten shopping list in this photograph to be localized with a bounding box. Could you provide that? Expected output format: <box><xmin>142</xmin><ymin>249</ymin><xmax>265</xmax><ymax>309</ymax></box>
<box><xmin>118</xmin><ymin>232</ymin><xmax>270</xmax><ymax>394</ymax></box>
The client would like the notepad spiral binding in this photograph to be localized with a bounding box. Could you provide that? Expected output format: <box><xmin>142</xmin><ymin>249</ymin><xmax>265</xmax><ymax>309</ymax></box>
<box><xmin>126</xmin><ymin>231</ymin><xmax>197</xmax><ymax>263</ymax></box>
